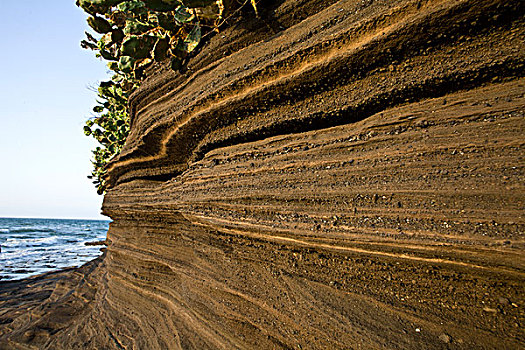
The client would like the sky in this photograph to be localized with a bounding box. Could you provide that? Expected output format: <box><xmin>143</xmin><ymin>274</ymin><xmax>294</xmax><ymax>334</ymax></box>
<box><xmin>0</xmin><ymin>1</ymin><xmax>112</xmax><ymax>220</ymax></box>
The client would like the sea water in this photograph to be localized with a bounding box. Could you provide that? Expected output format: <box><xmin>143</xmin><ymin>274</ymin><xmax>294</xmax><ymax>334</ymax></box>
<box><xmin>0</xmin><ymin>217</ymin><xmax>109</xmax><ymax>281</ymax></box>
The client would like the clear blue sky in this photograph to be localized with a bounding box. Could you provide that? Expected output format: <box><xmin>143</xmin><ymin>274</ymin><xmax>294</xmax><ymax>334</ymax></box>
<box><xmin>0</xmin><ymin>1</ymin><xmax>112</xmax><ymax>220</ymax></box>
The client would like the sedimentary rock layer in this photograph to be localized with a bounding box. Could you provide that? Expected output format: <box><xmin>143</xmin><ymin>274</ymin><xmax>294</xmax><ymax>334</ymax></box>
<box><xmin>1</xmin><ymin>0</ymin><xmax>524</xmax><ymax>349</ymax></box>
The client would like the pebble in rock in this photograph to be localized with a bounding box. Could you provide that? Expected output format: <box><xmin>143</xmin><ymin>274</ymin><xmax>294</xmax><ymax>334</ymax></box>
<box><xmin>498</xmin><ymin>297</ymin><xmax>510</xmax><ymax>305</ymax></box>
<box><xmin>439</xmin><ymin>333</ymin><xmax>452</xmax><ymax>343</ymax></box>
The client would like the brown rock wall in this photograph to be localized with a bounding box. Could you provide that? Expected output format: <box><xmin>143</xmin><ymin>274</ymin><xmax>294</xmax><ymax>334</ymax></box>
<box><xmin>1</xmin><ymin>0</ymin><xmax>524</xmax><ymax>348</ymax></box>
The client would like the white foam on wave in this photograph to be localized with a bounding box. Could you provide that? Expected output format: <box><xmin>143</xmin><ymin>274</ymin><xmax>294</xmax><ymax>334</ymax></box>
<box><xmin>9</xmin><ymin>227</ymin><xmax>56</xmax><ymax>234</ymax></box>
<box><xmin>3</xmin><ymin>236</ymin><xmax>60</xmax><ymax>248</ymax></box>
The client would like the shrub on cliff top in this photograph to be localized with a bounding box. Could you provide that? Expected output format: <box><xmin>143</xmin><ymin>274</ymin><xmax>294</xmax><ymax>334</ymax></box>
<box><xmin>79</xmin><ymin>0</ymin><xmax>258</xmax><ymax>194</ymax></box>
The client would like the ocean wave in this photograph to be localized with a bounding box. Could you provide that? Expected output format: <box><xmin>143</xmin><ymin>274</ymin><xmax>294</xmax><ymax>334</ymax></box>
<box><xmin>3</xmin><ymin>236</ymin><xmax>60</xmax><ymax>247</ymax></box>
<box><xmin>0</xmin><ymin>218</ymin><xmax>108</xmax><ymax>280</ymax></box>
<box><xmin>9</xmin><ymin>228</ymin><xmax>56</xmax><ymax>234</ymax></box>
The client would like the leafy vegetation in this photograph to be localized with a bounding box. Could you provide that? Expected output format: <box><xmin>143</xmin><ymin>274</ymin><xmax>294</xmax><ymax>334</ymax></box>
<box><xmin>78</xmin><ymin>0</ymin><xmax>257</xmax><ymax>194</ymax></box>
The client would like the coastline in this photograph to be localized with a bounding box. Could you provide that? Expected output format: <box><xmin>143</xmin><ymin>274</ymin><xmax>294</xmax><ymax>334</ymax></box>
<box><xmin>0</xmin><ymin>218</ymin><xmax>109</xmax><ymax>281</ymax></box>
<box><xmin>0</xmin><ymin>255</ymin><xmax>104</xmax><ymax>349</ymax></box>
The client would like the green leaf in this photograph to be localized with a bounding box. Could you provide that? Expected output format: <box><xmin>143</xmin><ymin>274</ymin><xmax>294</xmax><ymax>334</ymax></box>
<box><xmin>123</xmin><ymin>18</ymin><xmax>153</xmax><ymax>35</ymax></box>
<box><xmin>182</xmin><ymin>24</ymin><xmax>201</xmax><ymax>53</ymax></box>
<box><xmin>83</xmin><ymin>126</ymin><xmax>93</xmax><ymax>136</ymax></box>
<box><xmin>121</xmin><ymin>36</ymin><xmax>143</xmax><ymax>57</ymax></box>
<box><xmin>156</xmin><ymin>13</ymin><xmax>180</xmax><ymax>32</ymax></box>
<box><xmin>142</xmin><ymin>0</ymin><xmax>180</xmax><ymax>12</ymax></box>
<box><xmin>93</xmin><ymin>106</ymin><xmax>105</xmax><ymax>113</ymax></box>
<box><xmin>121</xmin><ymin>35</ymin><xmax>156</xmax><ymax>59</ymax></box>
<box><xmin>108</xmin><ymin>10</ymin><xmax>128</xmax><ymax>28</ymax></box>
<box><xmin>87</xmin><ymin>16</ymin><xmax>113</xmax><ymax>34</ymax></box>
<box><xmin>93</xmin><ymin>128</ymin><xmax>103</xmax><ymax>138</ymax></box>
<box><xmin>100</xmin><ymin>32</ymin><xmax>113</xmax><ymax>46</ymax></box>
<box><xmin>111</xmin><ymin>29</ymin><xmax>125</xmax><ymax>43</ymax></box>
<box><xmin>118</xmin><ymin>55</ymin><xmax>136</xmax><ymax>73</ymax></box>
<box><xmin>85</xmin><ymin>32</ymin><xmax>98</xmax><ymax>43</ymax></box>
<box><xmin>81</xmin><ymin>40</ymin><xmax>98</xmax><ymax>50</ymax></box>
<box><xmin>107</xmin><ymin>61</ymin><xmax>119</xmax><ymax>71</ymax></box>
<box><xmin>100</xmin><ymin>48</ymin><xmax>117</xmax><ymax>60</ymax></box>
<box><xmin>173</xmin><ymin>5</ymin><xmax>194</xmax><ymax>23</ymax></box>
<box><xmin>117</xmin><ymin>0</ymin><xmax>146</xmax><ymax>12</ymax></box>
<box><xmin>77</xmin><ymin>0</ymin><xmax>110</xmax><ymax>16</ymax></box>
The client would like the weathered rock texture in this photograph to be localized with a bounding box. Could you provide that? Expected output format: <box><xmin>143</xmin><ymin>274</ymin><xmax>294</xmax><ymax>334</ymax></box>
<box><xmin>1</xmin><ymin>0</ymin><xmax>524</xmax><ymax>349</ymax></box>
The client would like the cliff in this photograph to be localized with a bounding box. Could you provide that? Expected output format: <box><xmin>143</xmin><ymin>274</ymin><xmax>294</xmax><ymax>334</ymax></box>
<box><xmin>1</xmin><ymin>0</ymin><xmax>524</xmax><ymax>348</ymax></box>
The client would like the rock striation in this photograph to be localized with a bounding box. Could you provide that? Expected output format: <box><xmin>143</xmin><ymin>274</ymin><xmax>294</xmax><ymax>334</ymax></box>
<box><xmin>1</xmin><ymin>0</ymin><xmax>524</xmax><ymax>348</ymax></box>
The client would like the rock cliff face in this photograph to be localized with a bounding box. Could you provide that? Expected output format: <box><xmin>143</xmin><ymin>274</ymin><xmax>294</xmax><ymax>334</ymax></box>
<box><xmin>1</xmin><ymin>0</ymin><xmax>524</xmax><ymax>349</ymax></box>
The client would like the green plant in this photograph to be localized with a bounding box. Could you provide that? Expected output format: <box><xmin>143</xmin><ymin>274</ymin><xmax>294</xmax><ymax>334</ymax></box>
<box><xmin>79</xmin><ymin>0</ymin><xmax>258</xmax><ymax>193</ymax></box>
<box><xmin>84</xmin><ymin>78</ymin><xmax>135</xmax><ymax>194</ymax></box>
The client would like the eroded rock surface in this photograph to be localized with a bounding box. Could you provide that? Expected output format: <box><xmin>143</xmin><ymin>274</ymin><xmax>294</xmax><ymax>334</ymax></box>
<box><xmin>1</xmin><ymin>0</ymin><xmax>524</xmax><ymax>349</ymax></box>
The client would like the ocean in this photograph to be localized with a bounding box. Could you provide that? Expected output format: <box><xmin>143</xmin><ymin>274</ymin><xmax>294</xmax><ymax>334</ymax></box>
<box><xmin>0</xmin><ymin>217</ymin><xmax>109</xmax><ymax>281</ymax></box>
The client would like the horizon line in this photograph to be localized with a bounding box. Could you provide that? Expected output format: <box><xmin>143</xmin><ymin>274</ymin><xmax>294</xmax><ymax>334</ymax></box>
<box><xmin>0</xmin><ymin>215</ymin><xmax>110</xmax><ymax>221</ymax></box>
